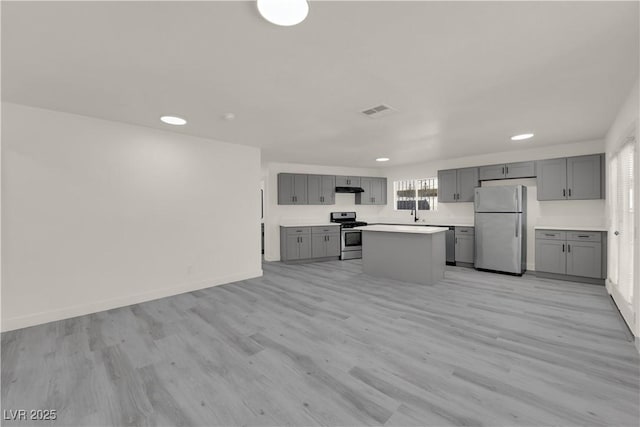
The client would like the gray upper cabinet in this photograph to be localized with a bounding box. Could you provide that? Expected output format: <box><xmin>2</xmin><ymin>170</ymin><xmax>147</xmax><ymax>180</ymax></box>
<box><xmin>278</xmin><ymin>173</ymin><xmax>308</xmax><ymax>205</ymax></box>
<box><xmin>307</xmin><ymin>175</ymin><xmax>335</xmax><ymax>205</ymax></box>
<box><xmin>505</xmin><ymin>161</ymin><xmax>536</xmax><ymax>179</ymax></box>
<box><xmin>335</xmin><ymin>176</ymin><xmax>361</xmax><ymax>187</ymax></box>
<box><xmin>537</xmin><ymin>154</ymin><xmax>603</xmax><ymax>201</ymax></box>
<box><xmin>479</xmin><ymin>164</ymin><xmax>505</xmax><ymax>181</ymax></box>
<box><xmin>479</xmin><ymin>161</ymin><xmax>535</xmax><ymax>181</ymax></box>
<box><xmin>457</xmin><ymin>168</ymin><xmax>479</xmax><ymax>202</ymax></box>
<box><xmin>437</xmin><ymin>169</ymin><xmax>458</xmax><ymax>203</ymax></box>
<box><xmin>567</xmin><ymin>154</ymin><xmax>603</xmax><ymax>200</ymax></box>
<box><xmin>438</xmin><ymin>168</ymin><xmax>478</xmax><ymax>203</ymax></box>
<box><xmin>356</xmin><ymin>177</ymin><xmax>387</xmax><ymax>205</ymax></box>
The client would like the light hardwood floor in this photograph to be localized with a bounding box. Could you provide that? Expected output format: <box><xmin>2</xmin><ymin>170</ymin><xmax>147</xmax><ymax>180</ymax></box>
<box><xmin>2</xmin><ymin>260</ymin><xmax>639</xmax><ymax>426</ymax></box>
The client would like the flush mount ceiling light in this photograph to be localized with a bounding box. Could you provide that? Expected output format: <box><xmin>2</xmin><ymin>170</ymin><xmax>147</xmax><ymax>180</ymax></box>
<box><xmin>511</xmin><ymin>133</ymin><xmax>534</xmax><ymax>141</ymax></box>
<box><xmin>257</xmin><ymin>0</ymin><xmax>309</xmax><ymax>26</ymax></box>
<box><xmin>376</xmin><ymin>157</ymin><xmax>390</xmax><ymax>162</ymax></box>
<box><xmin>160</xmin><ymin>115</ymin><xmax>187</xmax><ymax>126</ymax></box>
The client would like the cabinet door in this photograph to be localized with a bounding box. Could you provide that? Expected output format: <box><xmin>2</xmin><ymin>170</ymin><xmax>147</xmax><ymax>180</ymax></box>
<box><xmin>479</xmin><ymin>164</ymin><xmax>505</xmax><ymax>181</ymax></box>
<box><xmin>566</xmin><ymin>241</ymin><xmax>602</xmax><ymax>278</ymax></box>
<box><xmin>537</xmin><ymin>158</ymin><xmax>567</xmax><ymax>201</ymax></box>
<box><xmin>456</xmin><ymin>167</ymin><xmax>479</xmax><ymax>202</ymax></box>
<box><xmin>285</xmin><ymin>234</ymin><xmax>301</xmax><ymax>260</ymax></box>
<box><xmin>326</xmin><ymin>234</ymin><xmax>341</xmax><ymax>257</ymax></box>
<box><xmin>370</xmin><ymin>178</ymin><xmax>383</xmax><ymax>204</ymax></box>
<box><xmin>437</xmin><ymin>169</ymin><xmax>457</xmax><ymax>202</ymax></box>
<box><xmin>292</xmin><ymin>174</ymin><xmax>308</xmax><ymax>204</ymax></box>
<box><xmin>278</xmin><ymin>173</ymin><xmax>295</xmax><ymax>204</ymax></box>
<box><xmin>311</xmin><ymin>234</ymin><xmax>327</xmax><ymax>258</ymax></box>
<box><xmin>298</xmin><ymin>235</ymin><xmax>311</xmax><ymax>259</ymax></box>
<box><xmin>307</xmin><ymin>174</ymin><xmax>323</xmax><ymax>205</ymax></box>
<box><xmin>535</xmin><ymin>239</ymin><xmax>566</xmax><ymax>274</ymax></box>
<box><xmin>505</xmin><ymin>161</ymin><xmax>536</xmax><ymax>179</ymax></box>
<box><xmin>375</xmin><ymin>178</ymin><xmax>387</xmax><ymax>204</ymax></box>
<box><xmin>336</xmin><ymin>176</ymin><xmax>360</xmax><ymax>187</ymax></box>
<box><xmin>455</xmin><ymin>235</ymin><xmax>475</xmax><ymax>263</ymax></box>
<box><xmin>358</xmin><ymin>178</ymin><xmax>374</xmax><ymax>205</ymax></box>
<box><xmin>567</xmin><ymin>154</ymin><xmax>602</xmax><ymax>200</ymax></box>
<box><xmin>321</xmin><ymin>175</ymin><xmax>336</xmax><ymax>204</ymax></box>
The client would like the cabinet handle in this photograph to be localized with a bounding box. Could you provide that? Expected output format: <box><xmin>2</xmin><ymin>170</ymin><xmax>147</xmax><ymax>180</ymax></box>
<box><xmin>567</xmin><ymin>244</ymin><xmax>571</xmax><ymax>252</ymax></box>
<box><xmin>502</xmin><ymin>166</ymin><xmax>505</xmax><ymax>175</ymax></box>
<box><xmin>562</xmin><ymin>189</ymin><xmax>566</xmax><ymax>197</ymax></box>
<box><xmin>577</xmin><ymin>235</ymin><xmax>589</xmax><ymax>238</ymax></box>
<box><xmin>568</xmin><ymin>189</ymin><xmax>572</xmax><ymax>197</ymax></box>
<box><xmin>455</xmin><ymin>237</ymin><xmax>458</xmax><ymax>244</ymax></box>
<box><xmin>505</xmin><ymin>166</ymin><xmax>509</xmax><ymax>174</ymax></box>
<box><xmin>544</xmin><ymin>233</ymin><xmax>555</xmax><ymax>237</ymax></box>
<box><xmin>562</xmin><ymin>244</ymin><xmax>565</xmax><ymax>252</ymax></box>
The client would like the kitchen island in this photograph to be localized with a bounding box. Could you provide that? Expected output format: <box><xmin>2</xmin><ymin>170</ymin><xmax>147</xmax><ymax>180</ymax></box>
<box><xmin>354</xmin><ymin>225</ymin><xmax>448</xmax><ymax>285</ymax></box>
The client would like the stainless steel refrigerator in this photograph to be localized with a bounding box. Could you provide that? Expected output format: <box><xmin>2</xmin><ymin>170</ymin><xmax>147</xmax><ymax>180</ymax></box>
<box><xmin>474</xmin><ymin>185</ymin><xmax>527</xmax><ymax>275</ymax></box>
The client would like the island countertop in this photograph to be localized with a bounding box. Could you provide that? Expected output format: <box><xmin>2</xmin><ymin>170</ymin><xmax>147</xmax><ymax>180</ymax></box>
<box><xmin>354</xmin><ymin>225</ymin><xmax>449</xmax><ymax>234</ymax></box>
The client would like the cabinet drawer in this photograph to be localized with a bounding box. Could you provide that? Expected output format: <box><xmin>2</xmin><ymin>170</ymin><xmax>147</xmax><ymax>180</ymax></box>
<box><xmin>566</xmin><ymin>231</ymin><xmax>601</xmax><ymax>242</ymax></box>
<box><xmin>535</xmin><ymin>230</ymin><xmax>566</xmax><ymax>240</ymax></box>
<box><xmin>284</xmin><ymin>227</ymin><xmax>311</xmax><ymax>236</ymax></box>
<box><xmin>455</xmin><ymin>226</ymin><xmax>474</xmax><ymax>236</ymax></box>
<box><xmin>311</xmin><ymin>226</ymin><xmax>340</xmax><ymax>234</ymax></box>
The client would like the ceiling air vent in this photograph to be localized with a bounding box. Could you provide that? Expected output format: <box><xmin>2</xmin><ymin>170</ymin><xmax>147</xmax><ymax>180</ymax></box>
<box><xmin>361</xmin><ymin>104</ymin><xmax>395</xmax><ymax>118</ymax></box>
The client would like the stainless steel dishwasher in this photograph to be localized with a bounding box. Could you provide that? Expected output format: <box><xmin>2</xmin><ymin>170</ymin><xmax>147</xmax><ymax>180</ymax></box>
<box><xmin>445</xmin><ymin>226</ymin><xmax>456</xmax><ymax>265</ymax></box>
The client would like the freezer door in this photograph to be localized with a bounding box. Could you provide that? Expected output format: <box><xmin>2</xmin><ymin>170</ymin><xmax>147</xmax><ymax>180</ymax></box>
<box><xmin>474</xmin><ymin>185</ymin><xmax>523</xmax><ymax>213</ymax></box>
<box><xmin>475</xmin><ymin>213</ymin><xmax>523</xmax><ymax>274</ymax></box>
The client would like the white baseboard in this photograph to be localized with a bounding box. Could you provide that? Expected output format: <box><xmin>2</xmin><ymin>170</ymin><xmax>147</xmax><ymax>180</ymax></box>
<box><xmin>1</xmin><ymin>269</ymin><xmax>263</xmax><ymax>332</ymax></box>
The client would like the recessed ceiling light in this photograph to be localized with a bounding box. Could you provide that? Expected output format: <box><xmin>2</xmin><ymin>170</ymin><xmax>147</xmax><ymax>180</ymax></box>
<box><xmin>160</xmin><ymin>116</ymin><xmax>187</xmax><ymax>126</ymax></box>
<box><xmin>257</xmin><ymin>0</ymin><xmax>309</xmax><ymax>26</ymax></box>
<box><xmin>223</xmin><ymin>113</ymin><xmax>236</xmax><ymax>121</ymax></box>
<box><xmin>511</xmin><ymin>133</ymin><xmax>534</xmax><ymax>141</ymax></box>
<box><xmin>376</xmin><ymin>157</ymin><xmax>390</xmax><ymax>162</ymax></box>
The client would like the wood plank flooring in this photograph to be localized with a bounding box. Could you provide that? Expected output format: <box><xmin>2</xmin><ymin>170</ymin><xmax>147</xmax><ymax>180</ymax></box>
<box><xmin>2</xmin><ymin>260</ymin><xmax>639</xmax><ymax>426</ymax></box>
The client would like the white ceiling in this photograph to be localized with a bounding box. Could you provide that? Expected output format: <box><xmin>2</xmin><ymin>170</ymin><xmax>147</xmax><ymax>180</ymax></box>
<box><xmin>3</xmin><ymin>1</ymin><xmax>638</xmax><ymax>167</ymax></box>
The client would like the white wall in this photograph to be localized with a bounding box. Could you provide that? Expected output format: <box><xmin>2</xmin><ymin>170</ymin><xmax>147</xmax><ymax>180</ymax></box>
<box><xmin>379</xmin><ymin>139</ymin><xmax>607</xmax><ymax>271</ymax></box>
<box><xmin>604</xmin><ymin>79</ymin><xmax>639</xmax><ymax>339</ymax></box>
<box><xmin>263</xmin><ymin>162</ymin><xmax>385</xmax><ymax>261</ymax></box>
<box><xmin>1</xmin><ymin>103</ymin><xmax>262</xmax><ymax>331</ymax></box>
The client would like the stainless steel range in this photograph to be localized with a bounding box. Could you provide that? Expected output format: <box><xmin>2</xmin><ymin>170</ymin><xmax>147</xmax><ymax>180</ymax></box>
<box><xmin>330</xmin><ymin>212</ymin><xmax>368</xmax><ymax>260</ymax></box>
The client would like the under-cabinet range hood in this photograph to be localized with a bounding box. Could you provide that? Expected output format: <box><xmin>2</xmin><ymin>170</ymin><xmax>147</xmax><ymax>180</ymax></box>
<box><xmin>335</xmin><ymin>186</ymin><xmax>365</xmax><ymax>193</ymax></box>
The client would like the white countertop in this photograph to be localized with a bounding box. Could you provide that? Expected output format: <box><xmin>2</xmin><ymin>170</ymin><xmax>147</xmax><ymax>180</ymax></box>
<box><xmin>280</xmin><ymin>223</ymin><xmax>338</xmax><ymax>228</ymax></box>
<box><xmin>354</xmin><ymin>225</ymin><xmax>449</xmax><ymax>234</ymax></box>
<box><xmin>373</xmin><ymin>221</ymin><xmax>474</xmax><ymax>228</ymax></box>
<box><xmin>534</xmin><ymin>226</ymin><xmax>608</xmax><ymax>232</ymax></box>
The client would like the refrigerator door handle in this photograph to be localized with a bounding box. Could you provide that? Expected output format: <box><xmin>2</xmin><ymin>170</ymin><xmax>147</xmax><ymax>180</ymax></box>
<box><xmin>515</xmin><ymin>216</ymin><xmax>519</xmax><ymax>237</ymax></box>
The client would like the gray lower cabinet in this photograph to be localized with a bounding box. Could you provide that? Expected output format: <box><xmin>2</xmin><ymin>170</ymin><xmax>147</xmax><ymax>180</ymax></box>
<box><xmin>307</xmin><ymin>175</ymin><xmax>335</xmax><ymax>205</ymax></box>
<box><xmin>535</xmin><ymin>229</ymin><xmax>606</xmax><ymax>282</ymax></box>
<box><xmin>356</xmin><ymin>177</ymin><xmax>387</xmax><ymax>205</ymax></box>
<box><xmin>281</xmin><ymin>225</ymin><xmax>340</xmax><ymax>262</ymax></box>
<box><xmin>437</xmin><ymin>168</ymin><xmax>479</xmax><ymax>203</ymax></box>
<box><xmin>454</xmin><ymin>226</ymin><xmax>474</xmax><ymax>264</ymax></box>
<box><xmin>311</xmin><ymin>231</ymin><xmax>340</xmax><ymax>258</ymax></box>
<box><xmin>335</xmin><ymin>176</ymin><xmax>361</xmax><ymax>187</ymax></box>
<box><xmin>278</xmin><ymin>173</ymin><xmax>308</xmax><ymax>204</ymax></box>
<box><xmin>479</xmin><ymin>161</ymin><xmax>535</xmax><ymax>181</ymax></box>
<box><xmin>537</xmin><ymin>154</ymin><xmax>603</xmax><ymax>201</ymax></box>
<box><xmin>535</xmin><ymin>238</ymin><xmax>566</xmax><ymax>274</ymax></box>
